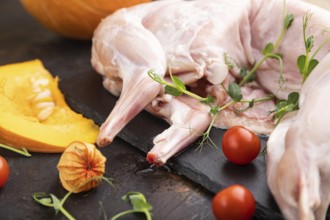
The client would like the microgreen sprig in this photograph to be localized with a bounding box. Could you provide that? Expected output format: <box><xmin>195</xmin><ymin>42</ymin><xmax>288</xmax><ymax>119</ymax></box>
<box><xmin>196</xmin><ymin>100</ymin><xmax>234</xmax><ymax>150</ymax></box>
<box><xmin>33</xmin><ymin>192</ymin><xmax>75</xmax><ymax>220</ymax></box>
<box><xmin>297</xmin><ymin>12</ymin><xmax>330</xmax><ymax>82</ymax></box>
<box><xmin>33</xmin><ymin>176</ymin><xmax>113</xmax><ymax>220</ymax></box>
<box><xmin>297</xmin><ymin>12</ymin><xmax>318</xmax><ymax>82</ymax></box>
<box><xmin>271</xmin><ymin>92</ymin><xmax>299</xmax><ymax>124</ymax></box>
<box><xmin>0</xmin><ymin>143</ymin><xmax>31</xmax><ymax>157</ymax></box>
<box><xmin>148</xmin><ymin>69</ymin><xmax>213</xmax><ymax>104</ymax></box>
<box><xmin>233</xmin><ymin>95</ymin><xmax>276</xmax><ymax>114</ymax></box>
<box><xmin>239</xmin><ymin>3</ymin><xmax>294</xmax><ymax>86</ymax></box>
<box><xmin>111</xmin><ymin>192</ymin><xmax>152</xmax><ymax>220</ymax></box>
<box><xmin>148</xmin><ymin>68</ymin><xmax>219</xmax><ymax>149</ymax></box>
<box><xmin>148</xmin><ymin>68</ymin><xmax>274</xmax><ymax>149</ymax></box>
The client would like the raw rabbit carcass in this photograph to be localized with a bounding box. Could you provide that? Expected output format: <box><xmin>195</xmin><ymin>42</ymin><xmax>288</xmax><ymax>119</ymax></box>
<box><xmin>92</xmin><ymin>0</ymin><xmax>279</xmax><ymax>157</ymax></box>
<box><xmin>91</xmin><ymin>0</ymin><xmax>330</xmax><ymax>219</ymax></box>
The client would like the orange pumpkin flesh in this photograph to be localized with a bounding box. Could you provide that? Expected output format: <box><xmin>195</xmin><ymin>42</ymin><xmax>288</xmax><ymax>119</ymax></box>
<box><xmin>0</xmin><ymin>59</ymin><xmax>99</xmax><ymax>153</ymax></box>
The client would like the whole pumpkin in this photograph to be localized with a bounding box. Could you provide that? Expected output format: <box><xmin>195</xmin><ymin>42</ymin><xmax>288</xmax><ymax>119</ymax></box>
<box><xmin>20</xmin><ymin>0</ymin><xmax>151</xmax><ymax>40</ymax></box>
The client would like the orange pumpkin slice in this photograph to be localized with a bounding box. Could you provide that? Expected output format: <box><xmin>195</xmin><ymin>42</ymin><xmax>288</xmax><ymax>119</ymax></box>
<box><xmin>0</xmin><ymin>59</ymin><xmax>99</xmax><ymax>152</ymax></box>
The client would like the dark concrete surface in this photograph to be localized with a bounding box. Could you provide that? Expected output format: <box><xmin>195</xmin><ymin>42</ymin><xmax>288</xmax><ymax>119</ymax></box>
<box><xmin>2</xmin><ymin>1</ymin><xmax>321</xmax><ymax>219</ymax></box>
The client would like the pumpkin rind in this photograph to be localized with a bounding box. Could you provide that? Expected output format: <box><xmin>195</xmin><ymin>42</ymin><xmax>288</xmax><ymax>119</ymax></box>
<box><xmin>20</xmin><ymin>0</ymin><xmax>151</xmax><ymax>40</ymax></box>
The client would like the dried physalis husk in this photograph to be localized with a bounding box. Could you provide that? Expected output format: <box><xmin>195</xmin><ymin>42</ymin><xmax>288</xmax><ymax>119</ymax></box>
<box><xmin>57</xmin><ymin>141</ymin><xmax>106</xmax><ymax>193</ymax></box>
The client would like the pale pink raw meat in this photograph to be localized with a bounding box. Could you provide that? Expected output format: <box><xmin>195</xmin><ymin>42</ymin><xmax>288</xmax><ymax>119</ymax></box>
<box><xmin>146</xmin><ymin>95</ymin><xmax>212</xmax><ymax>166</ymax></box>
<box><xmin>92</xmin><ymin>0</ymin><xmax>269</xmax><ymax>147</ymax></box>
<box><xmin>267</xmin><ymin>53</ymin><xmax>330</xmax><ymax>220</ymax></box>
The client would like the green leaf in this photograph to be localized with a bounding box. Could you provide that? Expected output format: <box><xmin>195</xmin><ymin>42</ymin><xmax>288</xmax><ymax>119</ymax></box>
<box><xmin>39</xmin><ymin>197</ymin><xmax>52</xmax><ymax>204</ymax></box>
<box><xmin>286</xmin><ymin>103</ymin><xmax>297</xmax><ymax>112</ymax></box>
<box><xmin>274</xmin><ymin>101</ymin><xmax>286</xmax><ymax>119</ymax></box>
<box><xmin>122</xmin><ymin>192</ymin><xmax>152</xmax><ymax>210</ymax></box>
<box><xmin>117</xmin><ymin>192</ymin><xmax>153</xmax><ymax>220</ymax></box>
<box><xmin>240</xmin><ymin>68</ymin><xmax>255</xmax><ymax>83</ymax></box>
<box><xmin>132</xmin><ymin>196</ymin><xmax>151</xmax><ymax>211</ymax></box>
<box><xmin>273</xmin><ymin>92</ymin><xmax>300</xmax><ymax>121</ymax></box>
<box><xmin>171</xmin><ymin>76</ymin><xmax>186</xmax><ymax>91</ymax></box>
<box><xmin>32</xmin><ymin>192</ymin><xmax>53</xmax><ymax>206</ymax></box>
<box><xmin>207</xmin><ymin>95</ymin><xmax>215</xmax><ymax>104</ymax></box>
<box><xmin>147</xmin><ymin>70</ymin><xmax>164</xmax><ymax>84</ymax></box>
<box><xmin>210</xmin><ymin>106</ymin><xmax>220</xmax><ymax>115</ymax></box>
<box><xmin>297</xmin><ymin>55</ymin><xmax>306</xmax><ymax>74</ymax></box>
<box><xmin>228</xmin><ymin>83</ymin><xmax>242</xmax><ymax>102</ymax></box>
<box><xmin>224</xmin><ymin>53</ymin><xmax>235</xmax><ymax>69</ymax></box>
<box><xmin>306</xmin><ymin>35</ymin><xmax>315</xmax><ymax>52</ymax></box>
<box><xmin>165</xmin><ymin>86</ymin><xmax>182</xmax><ymax>96</ymax></box>
<box><xmin>307</xmin><ymin>58</ymin><xmax>319</xmax><ymax>75</ymax></box>
<box><xmin>275</xmin><ymin>100</ymin><xmax>286</xmax><ymax>111</ymax></box>
<box><xmin>202</xmin><ymin>95</ymin><xmax>215</xmax><ymax>105</ymax></box>
<box><xmin>287</xmin><ymin>92</ymin><xmax>299</xmax><ymax>104</ymax></box>
<box><xmin>263</xmin><ymin>43</ymin><xmax>274</xmax><ymax>55</ymax></box>
<box><xmin>240</xmin><ymin>68</ymin><xmax>248</xmax><ymax>78</ymax></box>
<box><xmin>284</xmin><ymin>14</ymin><xmax>294</xmax><ymax>29</ymax></box>
<box><xmin>274</xmin><ymin>108</ymin><xmax>284</xmax><ymax>119</ymax></box>
<box><xmin>50</xmin><ymin>194</ymin><xmax>61</xmax><ymax>215</ymax></box>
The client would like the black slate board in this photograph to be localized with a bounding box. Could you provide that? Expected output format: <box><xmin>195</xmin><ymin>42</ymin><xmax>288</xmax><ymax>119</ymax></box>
<box><xmin>63</xmin><ymin>76</ymin><xmax>284</xmax><ymax>219</ymax></box>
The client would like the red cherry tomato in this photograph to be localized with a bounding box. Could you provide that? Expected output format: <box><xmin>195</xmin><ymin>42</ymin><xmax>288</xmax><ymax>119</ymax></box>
<box><xmin>212</xmin><ymin>184</ymin><xmax>256</xmax><ymax>220</ymax></box>
<box><xmin>0</xmin><ymin>156</ymin><xmax>9</xmax><ymax>188</ymax></box>
<box><xmin>222</xmin><ymin>126</ymin><xmax>261</xmax><ymax>165</ymax></box>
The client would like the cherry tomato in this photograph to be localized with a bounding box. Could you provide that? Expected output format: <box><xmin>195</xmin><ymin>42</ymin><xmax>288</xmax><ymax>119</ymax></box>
<box><xmin>212</xmin><ymin>184</ymin><xmax>256</xmax><ymax>220</ymax></box>
<box><xmin>222</xmin><ymin>126</ymin><xmax>261</xmax><ymax>165</ymax></box>
<box><xmin>0</xmin><ymin>156</ymin><xmax>9</xmax><ymax>188</ymax></box>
